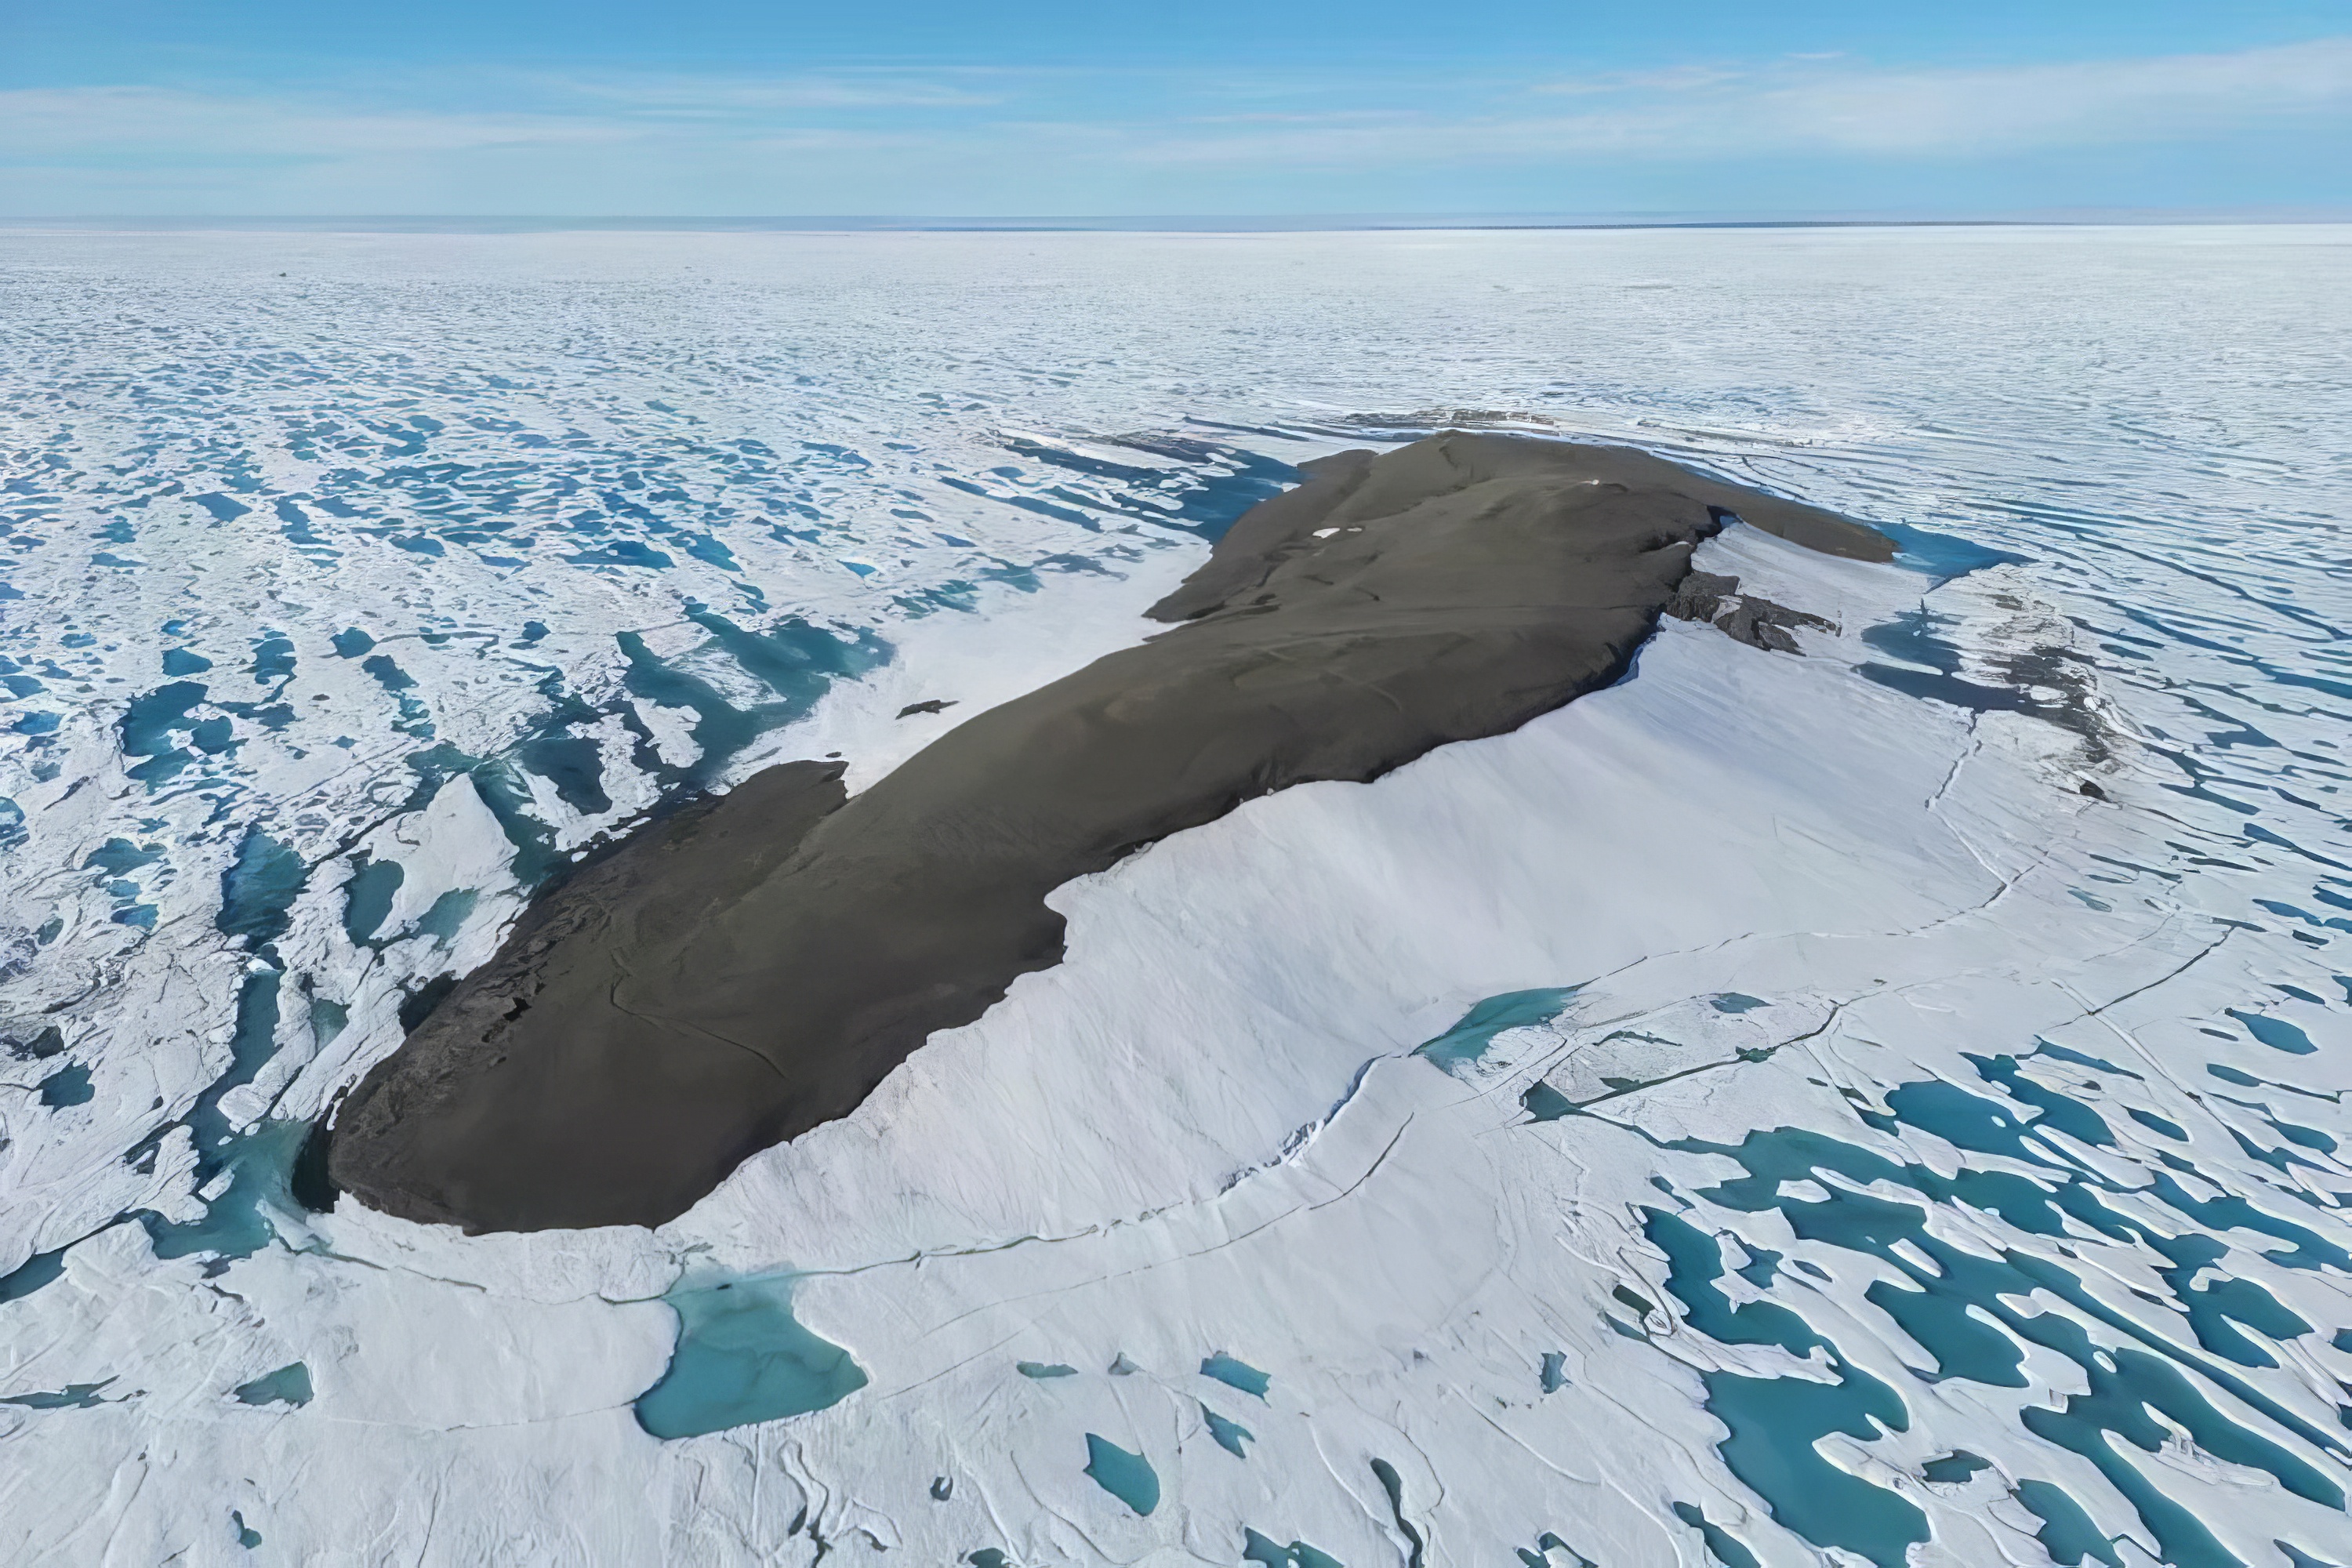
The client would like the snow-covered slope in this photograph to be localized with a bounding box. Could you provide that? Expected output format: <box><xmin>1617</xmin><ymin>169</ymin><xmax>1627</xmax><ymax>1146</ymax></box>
<box><xmin>3</xmin><ymin>225</ymin><xmax>2349</xmax><ymax>1567</ymax></box>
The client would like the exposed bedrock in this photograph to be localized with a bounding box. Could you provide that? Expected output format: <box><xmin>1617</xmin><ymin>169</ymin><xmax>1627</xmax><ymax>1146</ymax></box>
<box><xmin>1665</xmin><ymin>569</ymin><xmax>1841</xmax><ymax>653</ymax></box>
<box><xmin>326</xmin><ymin>432</ymin><xmax>1891</xmax><ymax>1232</ymax></box>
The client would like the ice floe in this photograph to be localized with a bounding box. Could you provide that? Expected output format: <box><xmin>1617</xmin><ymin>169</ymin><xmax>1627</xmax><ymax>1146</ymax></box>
<box><xmin>3</xmin><ymin>224</ymin><xmax>2350</xmax><ymax>1566</ymax></box>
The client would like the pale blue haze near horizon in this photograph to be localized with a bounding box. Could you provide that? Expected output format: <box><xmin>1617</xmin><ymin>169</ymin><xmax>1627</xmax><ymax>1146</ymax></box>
<box><xmin>2</xmin><ymin>0</ymin><xmax>2350</xmax><ymax>217</ymax></box>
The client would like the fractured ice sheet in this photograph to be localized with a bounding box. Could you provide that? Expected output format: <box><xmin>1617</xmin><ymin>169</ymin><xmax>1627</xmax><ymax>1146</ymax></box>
<box><xmin>4</xmin><ymin>225</ymin><xmax>2351</xmax><ymax>1566</ymax></box>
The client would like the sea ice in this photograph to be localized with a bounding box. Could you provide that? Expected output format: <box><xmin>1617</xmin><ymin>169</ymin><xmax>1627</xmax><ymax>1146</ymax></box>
<box><xmin>3</xmin><ymin>223</ymin><xmax>2349</xmax><ymax>1566</ymax></box>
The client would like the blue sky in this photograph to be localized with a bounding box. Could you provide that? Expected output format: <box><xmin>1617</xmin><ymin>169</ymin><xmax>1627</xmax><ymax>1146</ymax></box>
<box><xmin>3</xmin><ymin>1</ymin><xmax>2348</xmax><ymax>216</ymax></box>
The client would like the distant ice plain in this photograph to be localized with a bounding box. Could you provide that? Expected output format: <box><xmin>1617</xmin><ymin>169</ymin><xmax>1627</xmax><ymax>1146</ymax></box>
<box><xmin>2</xmin><ymin>225</ymin><xmax>2349</xmax><ymax>1566</ymax></box>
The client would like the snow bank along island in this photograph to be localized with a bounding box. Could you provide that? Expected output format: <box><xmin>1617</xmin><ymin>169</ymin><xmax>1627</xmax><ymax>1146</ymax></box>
<box><xmin>326</xmin><ymin>432</ymin><xmax>1893</xmax><ymax>1232</ymax></box>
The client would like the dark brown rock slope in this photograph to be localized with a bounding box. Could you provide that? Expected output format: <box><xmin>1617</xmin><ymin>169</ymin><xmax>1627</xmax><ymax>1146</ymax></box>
<box><xmin>327</xmin><ymin>433</ymin><xmax>1889</xmax><ymax>1232</ymax></box>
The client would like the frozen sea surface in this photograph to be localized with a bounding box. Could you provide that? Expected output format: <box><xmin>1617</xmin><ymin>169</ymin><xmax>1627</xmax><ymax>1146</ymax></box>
<box><xmin>2</xmin><ymin>225</ymin><xmax>2350</xmax><ymax>1566</ymax></box>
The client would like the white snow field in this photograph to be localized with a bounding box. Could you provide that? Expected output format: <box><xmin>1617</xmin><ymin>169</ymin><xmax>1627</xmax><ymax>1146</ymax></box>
<box><xmin>2</xmin><ymin>225</ymin><xmax>2350</xmax><ymax>1567</ymax></box>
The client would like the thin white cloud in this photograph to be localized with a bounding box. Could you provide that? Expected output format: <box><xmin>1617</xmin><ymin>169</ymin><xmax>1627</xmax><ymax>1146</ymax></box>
<box><xmin>1131</xmin><ymin>36</ymin><xmax>2352</xmax><ymax>167</ymax></box>
<box><xmin>1508</xmin><ymin>37</ymin><xmax>2352</xmax><ymax>163</ymax></box>
<box><xmin>1182</xmin><ymin>110</ymin><xmax>1426</xmax><ymax>127</ymax></box>
<box><xmin>1536</xmin><ymin>64</ymin><xmax>1748</xmax><ymax>96</ymax></box>
<box><xmin>0</xmin><ymin>69</ymin><xmax>1007</xmax><ymax>171</ymax></box>
<box><xmin>0</xmin><ymin>85</ymin><xmax>628</xmax><ymax>161</ymax></box>
<box><xmin>1733</xmin><ymin>35</ymin><xmax>2352</xmax><ymax>156</ymax></box>
<box><xmin>0</xmin><ymin>37</ymin><xmax>2345</xmax><ymax>211</ymax></box>
<box><xmin>542</xmin><ymin>73</ymin><xmax>1007</xmax><ymax>112</ymax></box>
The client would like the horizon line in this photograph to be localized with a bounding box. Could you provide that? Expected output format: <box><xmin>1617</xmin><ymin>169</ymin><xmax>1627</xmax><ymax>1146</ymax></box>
<box><xmin>5</xmin><ymin>207</ymin><xmax>2351</xmax><ymax>235</ymax></box>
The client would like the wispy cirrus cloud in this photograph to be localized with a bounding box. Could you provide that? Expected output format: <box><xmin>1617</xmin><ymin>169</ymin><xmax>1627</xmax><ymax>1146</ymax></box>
<box><xmin>540</xmin><ymin>72</ymin><xmax>1010</xmax><ymax>114</ymax></box>
<box><xmin>1684</xmin><ymin>34</ymin><xmax>2352</xmax><ymax>157</ymax></box>
<box><xmin>0</xmin><ymin>37</ymin><xmax>2345</xmax><ymax>213</ymax></box>
<box><xmin>1133</xmin><ymin>36</ymin><xmax>2352</xmax><ymax>166</ymax></box>
<box><xmin>0</xmin><ymin>85</ymin><xmax>628</xmax><ymax>165</ymax></box>
<box><xmin>1535</xmin><ymin>64</ymin><xmax>1749</xmax><ymax>96</ymax></box>
<box><xmin>0</xmin><ymin>68</ymin><xmax>1012</xmax><ymax>168</ymax></box>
